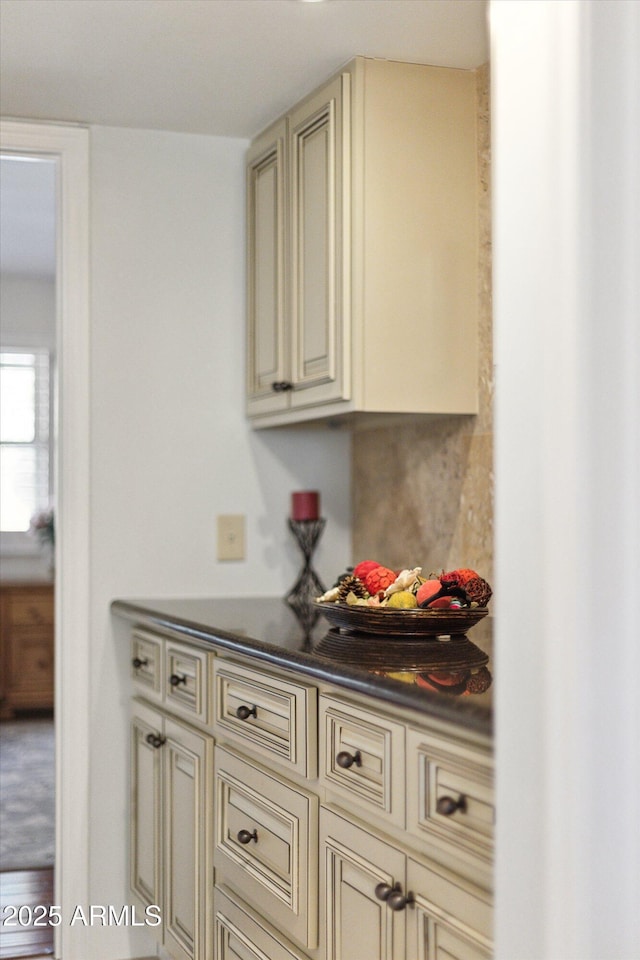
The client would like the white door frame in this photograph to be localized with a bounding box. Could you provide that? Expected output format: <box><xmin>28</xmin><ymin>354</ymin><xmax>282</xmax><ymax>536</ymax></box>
<box><xmin>1</xmin><ymin>119</ymin><xmax>90</xmax><ymax>960</ymax></box>
<box><xmin>491</xmin><ymin>2</ymin><xmax>640</xmax><ymax>957</ymax></box>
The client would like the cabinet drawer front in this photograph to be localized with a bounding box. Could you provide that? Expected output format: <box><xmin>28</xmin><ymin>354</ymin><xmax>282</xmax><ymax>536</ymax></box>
<box><xmin>131</xmin><ymin>630</ymin><xmax>163</xmax><ymax>696</ymax></box>
<box><xmin>214</xmin><ymin>660</ymin><xmax>316</xmax><ymax>777</ymax></box>
<box><xmin>214</xmin><ymin>887</ymin><xmax>306</xmax><ymax>960</ymax></box>
<box><xmin>165</xmin><ymin>640</ymin><xmax>209</xmax><ymax>724</ymax></box>
<box><xmin>407</xmin><ymin>856</ymin><xmax>492</xmax><ymax>958</ymax></box>
<box><xmin>11</xmin><ymin>592</ymin><xmax>54</xmax><ymax>627</ymax></box>
<box><xmin>214</xmin><ymin>747</ymin><xmax>318</xmax><ymax>949</ymax></box>
<box><xmin>320</xmin><ymin>695</ymin><xmax>405</xmax><ymax>829</ymax></box>
<box><xmin>407</xmin><ymin>728</ymin><xmax>494</xmax><ymax>867</ymax></box>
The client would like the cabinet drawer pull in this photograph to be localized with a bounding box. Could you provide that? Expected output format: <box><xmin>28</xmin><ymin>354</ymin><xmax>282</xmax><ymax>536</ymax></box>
<box><xmin>237</xmin><ymin>829</ymin><xmax>258</xmax><ymax>845</ymax></box>
<box><xmin>145</xmin><ymin>733</ymin><xmax>166</xmax><ymax>749</ymax></box>
<box><xmin>271</xmin><ymin>380</ymin><xmax>293</xmax><ymax>392</ymax></box>
<box><xmin>387</xmin><ymin>889</ymin><xmax>414</xmax><ymax>912</ymax></box>
<box><xmin>236</xmin><ymin>704</ymin><xmax>257</xmax><ymax>721</ymax></box>
<box><xmin>436</xmin><ymin>794</ymin><xmax>467</xmax><ymax>817</ymax></box>
<box><xmin>336</xmin><ymin>749</ymin><xmax>362</xmax><ymax>769</ymax></box>
<box><xmin>169</xmin><ymin>673</ymin><xmax>187</xmax><ymax>687</ymax></box>
<box><xmin>132</xmin><ymin>657</ymin><xmax>149</xmax><ymax>669</ymax></box>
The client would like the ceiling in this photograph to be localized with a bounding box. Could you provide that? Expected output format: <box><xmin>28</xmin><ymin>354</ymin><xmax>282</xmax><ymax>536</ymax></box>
<box><xmin>0</xmin><ymin>0</ymin><xmax>488</xmax><ymax>138</ymax></box>
<box><xmin>0</xmin><ymin>0</ymin><xmax>489</xmax><ymax>279</ymax></box>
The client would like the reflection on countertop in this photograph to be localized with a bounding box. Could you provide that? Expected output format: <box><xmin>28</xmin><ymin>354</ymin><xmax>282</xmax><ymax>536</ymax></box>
<box><xmin>112</xmin><ymin>595</ymin><xmax>493</xmax><ymax>735</ymax></box>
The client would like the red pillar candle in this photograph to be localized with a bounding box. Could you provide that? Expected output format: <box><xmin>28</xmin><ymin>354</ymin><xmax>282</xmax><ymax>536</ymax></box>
<box><xmin>291</xmin><ymin>491</ymin><xmax>320</xmax><ymax>521</ymax></box>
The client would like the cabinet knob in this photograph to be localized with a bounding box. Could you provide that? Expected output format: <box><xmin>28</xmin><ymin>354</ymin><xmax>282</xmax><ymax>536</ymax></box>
<box><xmin>436</xmin><ymin>794</ymin><xmax>467</xmax><ymax>817</ymax></box>
<box><xmin>336</xmin><ymin>749</ymin><xmax>362</xmax><ymax>769</ymax></box>
<box><xmin>132</xmin><ymin>657</ymin><xmax>149</xmax><ymax>669</ymax></box>
<box><xmin>387</xmin><ymin>890</ymin><xmax>414</xmax><ymax>912</ymax></box>
<box><xmin>237</xmin><ymin>829</ymin><xmax>258</xmax><ymax>845</ymax></box>
<box><xmin>271</xmin><ymin>381</ymin><xmax>293</xmax><ymax>392</ymax></box>
<box><xmin>374</xmin><ymin>882</ymin><xmax>395</xmax><ymax>902</ymax></box>
<box><xmin>236</xmin><ymin>704</ymin><xmax>257</xmax><ymax>721</ymax></box>
<box><xmin>145</xmin><ymin>733</ymin><xmax>166</xmax><ymax>749</ymax></box>
<box><xmin>169</xmin><ymin>673</ymin><xmax>187</xmax><ymax>687</ymax></box>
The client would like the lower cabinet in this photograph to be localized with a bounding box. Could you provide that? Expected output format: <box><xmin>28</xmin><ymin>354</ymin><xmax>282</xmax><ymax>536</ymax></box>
<box><xmin>126</xmin><ymin>628</ymin><xmax>494</xmax><ymax>960</ymax></box>
<box><xmin>0</xmin><ymin>581</ymin><xmax>54</xmax><ymax>717</ymax></box>
<box><xmin>130</xmin><ymin>698</ymin><xmax>213</xmax><ymax>960</ymax></box>
<box><xmin>320</xmin><ymin>807</ymin><xmax>492</xmax><ymax>960</ymax></box>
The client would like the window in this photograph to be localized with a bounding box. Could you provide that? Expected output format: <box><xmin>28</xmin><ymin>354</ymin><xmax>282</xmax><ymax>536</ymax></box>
<box><xmin>0</xmin><ymin>349</ymin><xmax>51</xmax><ymax>546</ymax></box>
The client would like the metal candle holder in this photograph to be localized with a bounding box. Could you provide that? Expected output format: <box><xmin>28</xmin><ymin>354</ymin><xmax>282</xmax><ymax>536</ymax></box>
<box><xmin>285</xmin><ymin>518</ymin><xmax>326</xmax><ymax>636</ymax></box>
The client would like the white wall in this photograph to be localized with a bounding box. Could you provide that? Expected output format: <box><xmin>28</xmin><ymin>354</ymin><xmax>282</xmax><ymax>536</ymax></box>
<box><xmin>492</xmin><ymin>2</ymin><xmax>640</xmax><ymax>958</ymax></box>
<box><xmin>86</xmin><ymin>125</ymin><xmax>351</xmax><ymax>957</ymax></box>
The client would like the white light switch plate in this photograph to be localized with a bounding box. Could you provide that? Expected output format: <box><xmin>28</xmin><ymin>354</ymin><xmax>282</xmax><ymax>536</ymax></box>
<box><xmin>217</xmin><ymin>514</ymin><xmax>245</xmax><ymax>561</ymax></box>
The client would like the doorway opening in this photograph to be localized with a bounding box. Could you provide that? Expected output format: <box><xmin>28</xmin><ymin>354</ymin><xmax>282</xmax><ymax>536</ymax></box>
<box><xmin>0</xmin><ymin>120</ymin><xmax>90</xmax><ymax>960</ymax></box>
<box><xmin>0</xmin><ymin>152</ymin><xmax>57</xmax><ymax>959</ymax></box>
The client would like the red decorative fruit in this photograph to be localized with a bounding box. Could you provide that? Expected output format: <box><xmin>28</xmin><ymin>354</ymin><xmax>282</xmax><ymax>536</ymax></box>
<box><xmin>353</xmin><ymin>559</ymin><xmax>381</xmax><ymax>581</ymax></box>
<box><xmin>427</xmin><ymin>595</ymin><xmax>456</xmax><ymax>609</ymax></box>
<box><xmin>363</xmin><ymin>565</ymin><xmax>397</xmax><ymax>596</ymax></box>
<box><xmin>440</xmin><ymin>568</ymin><xmax>479</xmax><ymax>589</ymax></box>
<box><xmin>416</xmin><ymin>579</ymin><xmax>443</xmax><ymax>607</ymax></box>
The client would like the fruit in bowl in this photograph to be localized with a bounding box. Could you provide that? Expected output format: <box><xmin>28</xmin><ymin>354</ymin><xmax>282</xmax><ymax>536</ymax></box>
<box><xmin>317</xmin><ymin>561</ymin><xmax>492</xmax><ymax>610</ymax></box>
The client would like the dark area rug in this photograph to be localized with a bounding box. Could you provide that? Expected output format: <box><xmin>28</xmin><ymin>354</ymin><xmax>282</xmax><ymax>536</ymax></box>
<box><xmin>0</xmin><ymin>718</ymin><xmax>54</xmax><ymax>871</ymax></box>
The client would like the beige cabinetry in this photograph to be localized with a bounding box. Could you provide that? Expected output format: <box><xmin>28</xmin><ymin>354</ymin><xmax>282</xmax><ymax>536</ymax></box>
<box><xmin>130</xmin><ymin>632</ymin><xmax>214</xmax><ymax>960</ymax></box>
<box><xmin>318</xmin><ymin>690</ymin><xmax>493</xmax><ymax>960</ymax></box>
<box><xmin>247</xmin><ymin>56</ymin><xmax>479</xmax><ymax>427</ymax></box>
<box><xmin>320</xmin><ymin>807</ymin><xmax>491</xmax><ymax>960</ymax></box>
<box><xmin>126</xmin><ymin>625</ymin><xmax>493</xmax><ymax>960</ymax></box>
<box><xmin>0</xmin><ymin>581</ymin><xmax>54</xmax><ymax>717</ymax></box>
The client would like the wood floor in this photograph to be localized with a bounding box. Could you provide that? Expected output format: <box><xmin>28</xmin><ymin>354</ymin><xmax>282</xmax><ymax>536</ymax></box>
<box><xmin>0</xmin><ymin>869</ymin><xmax>54</xmax><ymax>960</ymax></box>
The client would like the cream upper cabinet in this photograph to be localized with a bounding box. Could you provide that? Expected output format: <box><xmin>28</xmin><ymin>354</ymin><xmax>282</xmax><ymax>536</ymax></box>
<box><xmin>246</xmin><ymin>57</ymin><xmax>479</xmax><ymax>428</ymax></box>
<box><xmin>246</xmin><ymin>118</ymin><xmax>288</xmax><ymax>418</ymax></box>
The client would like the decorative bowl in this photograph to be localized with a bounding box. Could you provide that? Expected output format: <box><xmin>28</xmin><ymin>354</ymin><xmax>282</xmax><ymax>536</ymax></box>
<box><xmin>314</xmin><ymin>601</ymin><xmax>488</xmax><ymax>637</ymax></box>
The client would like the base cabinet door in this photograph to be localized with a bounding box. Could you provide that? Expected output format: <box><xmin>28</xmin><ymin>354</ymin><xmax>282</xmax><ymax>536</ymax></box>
<box><xmin>130</xmin><ymin>700</ymin><xmax>213</xmax><ymax>960</ymax></box>
<box><xmin>131</xmin><ymin>701</ymin><xmax>163</xmax><ymax>911</ymax></box>
<box><xmin>320</xmin><ymin>807</ymin><xmax>492</xmax><ymax>960</ymax></box>
<box><xmin>164</xmin><ymin>715</ymin><xmax>212</xmax><ymax>960</ymax></box>
<box><xmin>406</xmin><ymin>858</ymin><xmax>492</xmax><ymax>960</ymax></box>
<box><xmin>320</xmin><ymin>807</ymin><xmax>405</xmax><ymax>960</ymax></box>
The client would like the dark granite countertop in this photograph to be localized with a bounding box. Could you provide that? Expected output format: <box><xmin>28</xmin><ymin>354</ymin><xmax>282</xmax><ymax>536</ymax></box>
<box><xmin>112</xmin><ymin>596</ymin><xmax>493</xmax><ymax>737</ymax></box>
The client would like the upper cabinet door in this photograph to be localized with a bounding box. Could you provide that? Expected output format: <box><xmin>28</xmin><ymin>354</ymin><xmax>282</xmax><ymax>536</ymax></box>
<box><xmin>246</xmin><ymin>57</ymin><xmax>479</xmax><ymax>428</ymax></box>
<box><xmin>246</xmin><ymin>118</ymin><xmax>289</xmax><ymax>417</ymax></box>
<box><xmin>288</xmin><ymin>72</ymin><xmax>350</xmax><ymax>409</ymax></box>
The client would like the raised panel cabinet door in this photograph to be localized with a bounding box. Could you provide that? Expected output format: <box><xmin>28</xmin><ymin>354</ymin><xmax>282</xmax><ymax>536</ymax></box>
<box><xmin>406</xmin><ymin>857</ymin><xmax>492</xmax><ymax>960</ymax></box>
<box><xmin>247</xmin><ymin>117</ymin><xmax>289</xmax><ymax>417</ymax></box>
<box><xmin>130</xmin><ymin>701</ymin><xmax>163</xmax><ymax>913</ymax></box>
<box><xmin>320</xmin><ymin>807</ymin><xmax>405</xmax><ymax>960</ymax></box>
<box><xmin>163</xmin><ymin>715</ymin><xmax>213</xmax><ymax>960</ymax></box>
<box><xmin>288</xmin><ymin>71</ymin><xmax>351</xmax><ymax>409</ymax></box>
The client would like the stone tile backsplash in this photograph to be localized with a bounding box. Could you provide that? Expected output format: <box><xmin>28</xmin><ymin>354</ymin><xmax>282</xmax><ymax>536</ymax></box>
<box><xmin>353</xmin><ymin>64</ymin><xmax>493</xmax><ymax>582</ymax></box>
